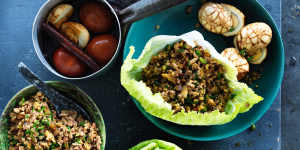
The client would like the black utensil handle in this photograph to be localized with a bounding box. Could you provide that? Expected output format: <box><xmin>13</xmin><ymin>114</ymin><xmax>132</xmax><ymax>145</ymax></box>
<box><xmin>18</xmin><ymin>62</ymin><xmax>61</xmax><ymax>111</ymax></box>
<box><xmin>18</xmin><ymin>62</ymin><xmax>91</xmax><ymax>120</ymax></box>
<box><xmin>119</xmin><ymin>0</ymin><xmax>188</xmax><ymax>24</ymax></box>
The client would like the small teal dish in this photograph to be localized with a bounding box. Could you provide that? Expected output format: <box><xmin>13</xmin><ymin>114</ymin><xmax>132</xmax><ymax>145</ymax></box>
<box><xmin>123</xmin><ymin>0</ymin><xmax>284</xmax><ymax>141</ymax></box>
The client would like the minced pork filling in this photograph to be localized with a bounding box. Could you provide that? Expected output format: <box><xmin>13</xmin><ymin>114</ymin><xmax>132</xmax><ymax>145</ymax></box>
<box><xmin>142</xmin><ymin>40</ymin><xmax>233</xmax><ymax>113</ymax></box>
<box><xmin>8</xmin><ymin>92</ymin><xmax>101</xmax><ymax>150</ymax></box>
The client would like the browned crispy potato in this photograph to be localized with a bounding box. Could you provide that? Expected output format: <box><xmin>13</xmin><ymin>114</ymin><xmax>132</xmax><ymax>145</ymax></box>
<box><xmin>60</xmin><ymin>22</ymin><xmax>90</xmax><ymax>48</ymax></box>
<box><xmin>221</xmin><ymin>48</ymin><xmax>249</xmax><ymax>80</ymax></box>
<box><xmin>47</xmin><ymin>4</ymin><xmax>74</xmax><ymax>29</ymax></box>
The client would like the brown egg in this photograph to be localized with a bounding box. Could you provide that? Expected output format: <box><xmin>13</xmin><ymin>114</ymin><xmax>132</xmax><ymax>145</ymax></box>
<box><xmin>80</xmin><ymin>2</ymin><xmax>114</xmax><ymax>33</ymax></box>
<box><xmin>53</xmin><ymin>47</ymin><xmax>86</xmax><ymax>77</ymax></box>
<box><xmin>86</xmin><ymin>34</ymin><xmax>118</xmax><ymax>65</ymax></box>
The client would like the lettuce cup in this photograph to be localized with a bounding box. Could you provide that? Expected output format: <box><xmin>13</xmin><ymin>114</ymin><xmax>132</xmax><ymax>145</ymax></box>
<box><xmin>129</xmin><ymin>139</ymin><xmax>182</xmax><ymax>150</ymax></box>
<box><xmin>121</xmin><ymin>31</ymin><xmax>262</xmax><ymax>125</ymax></box>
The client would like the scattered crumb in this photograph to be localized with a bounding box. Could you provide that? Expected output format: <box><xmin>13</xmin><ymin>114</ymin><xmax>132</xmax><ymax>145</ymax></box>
<box><xmin>258</xmin><ymin>132</ymin><xmax>262</xmax><ymax>136</ymax></box>
<box><xmin>234</xmin><ymin>142</ymin><xmax>241</xmax><ymax>147</ymax></box>
<box><xmin>290</xmin><ymin>4</ymin><xmax>300</xmax><ymax>18</ymax></box>
<box><xmin>255</xmin><ymin>84</ymin><xmax>259</xmax><ymax>88</ymax></box>
<box><xmin>155</xmin><ymin>25</ymin><xmax>160</xmax><ymax>30</ymax></box>
<box><xmin>268</xmin><ymin>123</ymin><xmax>272</xmax><ymax>128</ymax></box>
<box><xmin>249</xmin><ymin>124</ymin><xmax>256</xmax><ymax>131</ymax></box>
<box><xmin>289</xmin><ymin>56</ymin><xmax>297</xmax><ymax>66</ymax></box>
<box><xmin>290</xmin><ymin>108</ymin><xmax>296</xmax><ymax>113</ymax></box>
<box><xmin>200</xmin><ymin>0</ymin><xmax>207</xmax><ymax>4</ymax></box>
<box><xmin>247</xmin><ymin>141</ymin><xmax>253</xmax><ymax>146</ymax></box>
<box><xmin>287</xmin><ymin>28</ymin><xmax>294</xmax><ymax>33</ymax></box>
<box><xmin>195</xmin><ymin>23</ymin><xmax>200</xmax><ymax>28</ymax></box>
<box><xmin>185</xmin><ymin>5</ymin><xmax>193</xmax><ymax>14</ymax></box>
<box><xmin>187</xmin><ymin>140</ymin><xmax>193</xmax><ymax>145</ymax></box>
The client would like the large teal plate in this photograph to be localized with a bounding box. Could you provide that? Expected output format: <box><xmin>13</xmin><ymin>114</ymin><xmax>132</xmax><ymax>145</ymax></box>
<box><xmin>123</xmin><ymin>0</ymin><xmax>284</xmax><ymax>141</ymax></box>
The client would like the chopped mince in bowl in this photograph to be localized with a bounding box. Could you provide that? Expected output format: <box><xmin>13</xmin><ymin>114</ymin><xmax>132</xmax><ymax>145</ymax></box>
<box><xmin>8</xmin><ymin>92</ymin><xmax>101</xmax><ymax>150</ymax></box>
<box><xmin>142</xmin><ymin>40</ymin><xmax>233</xmax><ymax>113</ymax></box>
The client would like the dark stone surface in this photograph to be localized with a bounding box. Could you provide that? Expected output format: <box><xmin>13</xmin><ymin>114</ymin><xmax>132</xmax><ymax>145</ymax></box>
<box><xmin>0</xmin><ymin>0</ymin><xmax>282</xmax><ymax>149</ymax></box>
<box><xmin>281</xmin><ymin>0</ymin><xmax>300</xmax><ymax>150</ymax></box>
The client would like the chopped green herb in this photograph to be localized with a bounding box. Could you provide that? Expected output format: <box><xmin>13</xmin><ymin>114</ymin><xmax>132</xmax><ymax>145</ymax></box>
<box><xmin>83</xmin><ymin>135</ymin><xmax>87</xmax><ymax>141</ymax></box>
<box><xmin>209</xmin><ymin>95</ymin><xmax>216</xmax><ymax>99</ymax></box>
<box><xmin>37</xmin><ymin>125</ymin><xmax>45</xmax><ymax>131</ymax></box>
<box><xmin>75</xmin><ymin>138</ymin><xmax>81</xmax><ymax>144</ymax></box>
<box><xmin>49</xmin><ymin>143</ymin><xmax>59</xmax><ymax>150</ymax></box>
<box><xmin>41</xmin><ymin>106</ymin><xmax>45</xmax><ymax>112</ymax></box>
<box><xmin>79</xmin><ymin>121</ymin><xmax>85</xmax><ymax>127</ymax></box>
<box><xmin>25</xmin><ymin>114</ymin><xmax>30</xmax><ymax>119</ymax></box>
<box><xmin>185</xmin><ymin>97</ymin><xmax>193</xmax><ymax>105</ymax></box>
<box><xmin>19</xmin><ymin>97</ymin><xmax>25</xmax><ymax>106</ymax></box>
<box><xmin>33</xmin><ymin>121</ymin><xmax>39</xmax><ymax>129</ymax></box>
<box><xmin>63</xmin><ymin>143</ymin><xmax>69</xmax><ymax>148</ymax></box>
<box><xmin>87</xmin><ymin>138</ymin><xmax>92</xmax><ymax>143</ymax></box>
<box><xmin>25</xmin><ymin>129</ymin><xmax>31</xmax><ymax>135</ymax></box>
<box><xmin>229</xmin><ymin>27</ymin><xmax>235</xmax><ymax>32</ymax></box>
<box><xmin>183</xmin><ymin>43</ymin><xmax>189</xmax><ymax>49</ymax></box>
<box><xmin>165</xmin><ymin>85</ymin><xmax>169</xmax><ymax>88</ymax></box>
<box><xmin>199</xmin><ymin>57</ymin><xmax>207</xmax><ymax>64</ymax></box>
<box><xmin>200</xmin><ymin>105</ymin><xmax>207</xmax><ymax>112</ymax></box>
<box><xmin>177</xmin><ymin>49</ymin><xmax>185</xmax><ymax>53</ymax></box>
<box><xmin>247</xmin><ymin>56</ymin><xmax>254</xmax><ymax>62</ymax></box>
<box><xmin>195</xmin><ymin>50</ymin><xmax>202</xmax><ymax>57</ymax></box>
<box><xmin>166</xmin><ymin>44</ymin><xmax>171</xmax><ymax>51</ymax></box>
<box><xmin>239</xmin><ymin>49</ymin><xmax>247</xmax><ymax>56</ymax></box>
<box><xmin>48</xmin><ymin>113</ymin><xmax>53</xmax><ymax>121</ymax></box>
<box><xmin>31</xmin><ymin>145</ymin><xmax>35</xmax><ymax>150</ymax></box>
<box><xmin>193</xmin><ymin>99</ymin><xmax>199</xmax><ymax>104</ymax></box>
<box><xmin>42</xmin><ymin>119</ymin><xmax>50</xmax><ymax>126</ymax></box>
<box><xmin>67</xmin><ymin>126</ymin><xmax>71</xmax><ymax>132</ymax></box>
<box><xmin>194</xmin><ymin>72</ymin><xmax>199</xmax><ymax>80</ymax></box>
<box><xmin>42</xmin><ymin>97</ymin><xmax>47</xmax><ymax>101</ymax></box>
<box><xmin>154</xmin><ymin>80</ymin><xmax>160</xmax><ymax>86</ymax></box>
<box><xmin>230</xmin><ymin>93</ymin><xmax>236</xmax><ymax>99</ymax></box>
<box><xmin>217</xmin><ymin>73</ymin><xmax>222</xmax><ymax>79</ymax></box>
<box><xmin>10</xmin><ymin>139</ymin><xmax>18</xmax><ymax>145</ymax></box>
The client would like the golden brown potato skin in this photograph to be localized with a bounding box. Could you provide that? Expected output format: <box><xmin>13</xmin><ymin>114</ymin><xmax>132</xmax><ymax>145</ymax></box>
<box><xmin>60</xmin><ymin>22</ymin><xmax>90</xmax><ymax>49</ymax></box>
<box><xmin>47</xmin><ymin>4</ymin><xmax>74</xmax><ymax>29</ymax></box>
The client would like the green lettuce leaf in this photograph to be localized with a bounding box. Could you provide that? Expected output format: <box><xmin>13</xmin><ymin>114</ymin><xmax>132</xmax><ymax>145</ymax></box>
<box><xmin>129</xmin><ymin>139</ymin><xmax>182</xmax><ymax>150</ymax></box>
<box><xmin>121</xmin><ymin>31</ymin><xmax>263</xmax><ymax>125</ymax></box>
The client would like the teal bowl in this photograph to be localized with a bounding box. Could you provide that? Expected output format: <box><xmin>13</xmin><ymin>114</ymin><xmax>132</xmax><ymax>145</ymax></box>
<box><xmin>0</xmin><ymin>81</ymin><xmax>106</xmax><ymax>149</ymax></box>
<box><xmin>123</xmin><ymin>0</ymin><xmax>284</xmax><ymax>141</ymax></box>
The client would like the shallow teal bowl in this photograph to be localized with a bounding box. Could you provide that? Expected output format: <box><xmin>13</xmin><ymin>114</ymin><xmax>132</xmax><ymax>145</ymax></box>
<box><xmin>0</xmin><ymin>81</ymin><xmax>106</xmax><ymax>149</ymax></box>
<box><xmin>123</xmin><ymin>0</ymin><xmax>284</xmax><ymax>141</ymax></box>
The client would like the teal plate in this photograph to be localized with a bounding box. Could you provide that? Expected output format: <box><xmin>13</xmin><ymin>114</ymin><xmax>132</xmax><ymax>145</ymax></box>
<box><xmin>123</xmin><ymin>0</ymin><xmax>284</xmax><ymax>141</ymax></box>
